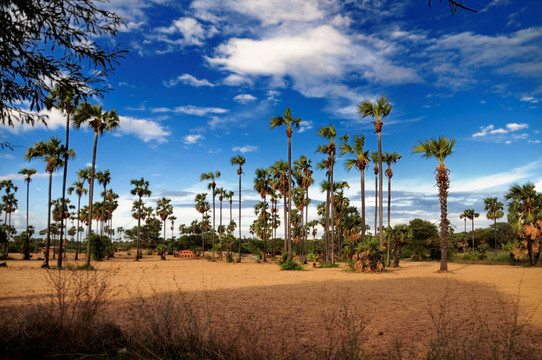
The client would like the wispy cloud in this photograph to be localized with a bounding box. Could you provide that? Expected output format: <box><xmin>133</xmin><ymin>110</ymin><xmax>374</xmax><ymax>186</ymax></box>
<box><xmin>232</xmin><ymin>145</ymin><xmax>258</xmax><ymax>153</ymax></box>
<box><xmin>118</xmin><ymin>116</ymin><xmax>170</xmax><ymax>143</ymax></box>
<box><xmin>183</xmin><ymin>134</ymin><xmax>204</xmax><ymax>145</ymax></box>
<box><xmin>473</xmin><ymin>123</ymin><xmax>529</xmax><ymax>139</ymax></box>
<box><xmin>163</xmin><ymin>74</ymin><xmax>215</xmax><ymax>88</ymax></box>
<box><xmin>152</xmin><ymin>105</ymin><xmax>228</xmax><ymax>116</ymax></box>
<box><xmin>233</xmin><ymin>94</ymin><xmax>257</xmax><ymax>104</ymax></box>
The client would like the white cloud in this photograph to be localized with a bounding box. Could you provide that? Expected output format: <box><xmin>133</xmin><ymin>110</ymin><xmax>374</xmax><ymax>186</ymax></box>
<box><xmin>156</xmin><ymin>17</ymin><xmax>216</xmax><ymax>46</ymax></box>
<box><xmin>298</xmin><ymin>120</ymin><xmax>314</xmax><ymax>133</ymax></box>
<box><xmin>473</xmin><ymin>125</ymin><xmax>495</xmax><ymax>137</ymax></box>
<box><xmin>473</xmin><ymin>123</ymin><xmax>529</xmax><ymax>139</ymax></box>
<box><xmin>520</xmin><ymin>96</ymin><xmax>540</xmax><ymax>103</ymax></box>
<box><xmin>152</xmin><ymin>105</ymin><xmax>228</xmax><ymax>116</ymax></box>
<box><xmin>164</xmin><ymin>74</ymin><xmax>215</xmax><ymax>88</ymax></box>
<box><xmin>233</xmin><ymin>94</ymin><xmax>257</xmax><ymax>103</ymax></box>
<box><xmin>232</xmin><ymin>145</ymin><xmax>258</xmax><ymax>153</ymax></box>
<box><xmin>183</xmin><ymin>134</ymin><xmax>204</xmax><ymax>144</ymax></box>
<box><xmin>118</xmin><ymin>116</ymin><xmax>170</xmax><ymax>143</ymax></box>
<box><xmin>506</xmin><ymin>123</ymin><xmax>528</xmax><ymax>131</ymax></box>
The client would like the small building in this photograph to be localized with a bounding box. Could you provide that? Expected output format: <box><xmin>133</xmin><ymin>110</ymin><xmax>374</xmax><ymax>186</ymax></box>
<box><xmin>175</xmin><ymin>250</ymin><xmax>197</xmax><ymax>259</ymax></box>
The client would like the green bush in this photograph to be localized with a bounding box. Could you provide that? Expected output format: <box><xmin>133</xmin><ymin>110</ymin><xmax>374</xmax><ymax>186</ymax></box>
<box><xmin>478</xmin><ymin>243</ymin><xmax>489</xmax><ymax>254</ymax></box>
<box><xmin>82</xmin><ymin>235</ymin><xmax>113</xmax><ymax>261</ymax></box>
<box><xmin>280</xmin><ymin>260</ymin><xmax>303</xmax><ymax>271</ymax></box>
<box><xmin>321</xmin><ymin>261</ymin><xmax>339</xmax><ymax>268</ymax></box>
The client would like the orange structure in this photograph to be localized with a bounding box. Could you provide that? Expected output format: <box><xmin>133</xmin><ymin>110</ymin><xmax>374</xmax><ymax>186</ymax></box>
<box><xmin>175</xmin><ymin>250</ymin><xmax>197</xmax><ymax>259</ymax></box>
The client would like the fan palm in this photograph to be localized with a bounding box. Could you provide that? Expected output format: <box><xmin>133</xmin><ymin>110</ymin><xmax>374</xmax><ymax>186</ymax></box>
<box><xmin>459</xmin><ymin>211</ymin><xmax>468</xmax><ymax>233</ymax></box>
<box><xmin>270</xmin><ymin>107</ymin><xmax>301</xmax><ymax>261</ymax></box>
<box><xmin>68</xmin><ymin>180</ymin><xmax>87</xmax><ymax>260</ymax></box>
<box><xmin>412</xmin><ymin>136</ymin><xmax>455</xmax><ymax>272</ymax></box>
<box><xmin>484</xmin><ymin>197</ymin><xmax>504</xmax><ymax>255</ymax></box>
<box><xmin>130</xmin><ymin>177</ymin><xmax>151</xmax><ymax>260</ymax></box>
<box><xmin>200</xmin><ymin>171</ymin><xmax>221</xmax><ymax>261</ymax></box>
<box><xmin>73</xmin><ymin>103</ymin><xmax>119</xmax><ymax>266</ymax></box>
<box><xmin>269</xmin><ymin>160</ymin><xmax>289</xmax><ymax>254</ymax></box>
<box><xmin>462</xmin><ymin>208</ymin><xmax>479</xmax><ymax>249</ymax></box>
<box><xmin>18</xmin><ymin>168</ymin><xmax>36</xmax><ymax>260</ymax></box>
<box><xmin>359</xmin><ymin>96</ymin><xmax>392</xmax><ymax>246</ymax></box>
<box><xmin>254</xmin><ymin>168</ymin><xmax>272</xmax><ymax>262</ymax></box>
<box><xmin>340</xmin><ymin>134</ymin><xmax>370</xmax><ymax>245</ymax></box>
<box><xmin>45</xmin><ymin>85</ymin><xmax>81</xmax><ymax>268</ymax></box>
<box><xmin>195</xmin><ymin>193</ymin><xmax>210</xmax><ymax>257</ymax></box>
<box><xmin>370</xmin><ymin>152</ymin><xmax>379</xmax><ymax>237</ymax></box>
<box><xmin>382</xmin><ymin>152</ymin><xmax>402</xmax><ymax>266</ymax></box>
<box><xmin>25</xmin><ymin>137</ymin><xmax>74</xmax><ymax>267</ymax></box>
<box><xmin>318</xmin><ymin>124</ymin><xmax>337</xmax><ymax>263</ymax></box>
<box><xmin>231</xmin><ymin>155</ymin><xmax>246</xmax><ymax>262</ymax></box>
<box><xmin>95</xmin><ymin>170</ymin><xmax>111</xmax><ymax>236</ymax></box>
<box><xmin>156</xmin><ymin>197</ymin><xmax>173</xmax><ymax>244</ymax></box>
<box><xmin>294</xmin><ymin>155</ymin><xmax>313</xmax><ymax>263</ymax></box>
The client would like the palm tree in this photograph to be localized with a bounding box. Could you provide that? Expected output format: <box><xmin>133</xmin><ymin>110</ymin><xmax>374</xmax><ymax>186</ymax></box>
<box><xmin>156</xmin><ymin>197</ymin><xmax>173</xmax><ymax>245</ymax></box>
<box><xmin>73</xmin><ymin>103</ymin><xmax>120</xmax><ymax>266</ymax></box>
<box><xmin>318</xmin><ymin>124</ymin><xmax>337</xmax><ymax>264</ymax></box>
<box><xmin>169</xmin><ymin>215</ymin><xmax>177</xmax><ymax>252</ymax></box>
<box><xmin>254</xmin><ymin>168</ymin><xmax>272</xmax><ymax>262</ymax></box>
<box><xmin>19</xmin><ymin>168</ymin><xmax>36</xmax><ymax>260</ymax></box>
<box><xmin>462</xmin><ymin>209</ymin><xmax>479</xmax><ymax>249</ymax></box>
<box><xmin>269</xmin><ymin>160</ymin><xmax>289</xmax><ymax>254</ymax></box>
<box><xmin>130</xmin><ymin>177</ymin><xmax>152</xmax><ymax>260</ymax></box>
<box><xmin>340</xmin><ymin>134</ymin><xmax>370</xmax><ymax>245</ymax></box>
<box><xmin>459</xmin><ymin>211</ymin><xmax>469</xmax><ymax>233</ymax></box>
<box><xmin>216</xmin><ymin>188</ymin><xmax>225</xmax><ymax>236</ymax></box>
<box><xmin>370</xmin><ymin>152</ymin><xmax>379</xmax><ymax>237</ymax></box>
<box><xmin>270</xmin><ymin>107</ymin><xmax>301</xmax><ymax>261</ymax></box>
<box><xmin>45</xmin><ymin>85</ymin><xmax>81</xmax><ymax>268</ymax></box>
<box><xmin>195</xmin><ymin>193</ymin><xmax>210</xmax><ymax>257</ymax></box>
<box><xmin>68</xmin><ymin>180</ymin><xmax>87</xmax><ymax>260</ymax></box>
<box><xmin>294</xmin><ymin>155</ymin><xmax>313</xmax><ymax>263</ymax></box>
<box><xmin>0</xmin><ymin>184</ymin><xmax>18</xmax><ymax>258</ymax></box>
<box><xmin>231</xmin><ymin>155</ymin><xmax>246</xmax><ymax>262</ymax></box>
<box><xmin>359</xmin><ymin>96</ymin><xmax>392</xmax><ymax>246</ymax></box>
<box><xmin>226</xmin><ymin>190</ymin><xmax>234</xmax><ymax>225</ymax></box>
<box><xmin>95</xmin><ymin>170</ymin><xmax>111</xmax><ymax>236</ymax></box>
<box><xmin>25</xmin><ymin>137</ymin><xmax>74</xmax><ymax>268</ymax></box>
<box><xmin>412</xmin><ymin>136</ymin><xmax>455</xmax><ymax>272</ymax></box>
<box><xmin>200</xmin><ymin>171</ymin><xmax>221</xmax><ymax>261</ymax></box>
<box><xmin>382</xmin><ymin>152</ymin><xmax>402</xmax><ymax>266</ymax></box>
<box><xmin>484</xmin><ymin>197</ymin><xmax>504</xmax><ymax>255</ymax></box>
<box><xmin>505</xmin><ymin>183</ymin><xmax>541</xmax><ymax>266</ymax></box>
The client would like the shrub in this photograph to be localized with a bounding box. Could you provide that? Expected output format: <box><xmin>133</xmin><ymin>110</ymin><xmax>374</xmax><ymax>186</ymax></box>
<box><xmin>321</xmin><ymin>261</ymin><xmax>339</xmax><ymax>268</ymax></box>
<box><xmin>478</xmin><ymin>243</ymin><xmax>489</xmax><ymax>254</ymax></box>
<box><xmin>280</xmin><ymin>259</ymin><xmax>303</xmax><ymax>271</ymax></box>
<box><xmin>354</xmin><ymin>238</ymin><xmax>385</xmax><ymax>272</ymax></box>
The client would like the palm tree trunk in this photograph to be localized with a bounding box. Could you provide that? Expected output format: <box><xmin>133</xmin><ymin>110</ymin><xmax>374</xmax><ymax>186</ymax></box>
<box><xmin>330</xmin><ymin>163</ymin><xmax>335</xmax><ymax>264</ymax></box>
<box><xmin>325</xmin><ymin>180</ymin><xmax>330</xmax><ymax>262</ymax></box>
<box><xmin>304</xmin><ymin>190</ymin><xmax>309</xmax><ymax>264</ymax></box>
<box><xmin>201</xmin><ymin>212</ymin><xmax>205</xmax><ymax>258</ymax></box>
<box><xmin>263</xmin><ymin>196</ymin><xmax>267</xmax><ymax>262</ymax></box>
<box><xmin>219</xmin><ymin>200</ymin><xmax>223</xmax><ymax>261</ymax></box>
<box><xmin>374</xmin><ymin>170</ymin><xmax>378</xmax><ymax>238</ymax></box>
<box><xmin>237</xmin><ymin>173</ymin><xmax>242</xmax><ymax>262</ymax></box>
<box><xmin>23</xmin><ymin>180</ymin><xmax>30</xmax><ymax>260</ymax></box>
<box><xmin>283</xmin><ymin>195</ymin><xmax>288</xmax><ymax>254</ymax></box>
<box><xmin>386</xmin><ymin>175</ymin><xmax>391</xmax><ymax>267</ymax></box>
<box><xmin>86</xmin><ymin>131</ymin><xmax>99</xmax><ymax>266</ymax></box>
<box><xmin>436</xmin><ymin>165</ymin><xmax>450</xmax><ymax>272</ymax></box>
<box><xmin>361</xmin><ymin>169</ymin><xmax>366</xmax><ymax>244</ymax></box>
<box><xmin>471</xmin><ymin>219</ymin><xmax>475</xmax><ymax>249</ymax></box>
<box><xmin>378</xmin><ymin>132</ymin><xmax>384</xmax><ymax>245</ymax></box>
<box><xmin>287</xmin><ymin>135</ymin><xmax>293</xmax><ymax>261</ymax></box>
<box><xmin>57</xmin><ymin>109</ymin><xmax>71</xmax><ymax>268</ymax></box>
<box><xmin>494</xmin><ymin>218</ymin><xmax>498</xmax><ymax>255</ymax></box>
<box><xmin>136</xmin><ymin>199</ymin><xmax>141</xmax><ymax>261</ymax></box>
<box><xmin>212</xmin><ymin>191</ymin><xmax>216</xmax><ymax>261</ymax></box>
<box><xmin>75</xmin><ymin>196</ymin><xmax>81</xmax><ymax>260</ymax></box>
<box><xmin>43</xmin><ymin>172</ymin><xmax>53</xmax><ymax>268</ymax></box>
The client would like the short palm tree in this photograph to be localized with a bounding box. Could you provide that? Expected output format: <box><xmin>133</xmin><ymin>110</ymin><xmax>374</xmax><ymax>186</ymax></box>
<box><xmin>169</xmin><ymin>215</ymin><xmax>177</xmax><ymax>251</ymax></box>
<box><xmin>382</xmin><ymin>152</ymin><xmax>402</xmax><ymax>266</ymax></box>
<box><xmin>130</xmin><ymin>177</ymin><xmax>152</xmax><ymax>260</ymax></box>
<box><xmin>73</xmin><ymin>103</ymin><xmax>119</xmax><ymax>266</ymax></box>
<box><xmin>505</xmin><ymin>183</ymin><xmax>541</xmax><ymax>266</ymax></box>
<box><xmin>359</xmin><ymin>96</ymin><xmax>392</xmax><ymax>246</ymax></box>
<box><xmin>195</xmin><ymin>193</ymin><xmax>210</xmax><ymax>257</ymax></box>
<box><xmin>95</xmin><ymin>170</ymin><xmax>111</xmax><ymax>236</ymax></box>
<box><xmin>340</xmin><ymin>134</ymin><xmax>370</xmax><ymax>245</ymax></box>
<box><xmin>45</xmin><ymin>85</ymin><xmax>81</xmax><ymax>268</ymax></box>
<box><xmin>68</xmin><ymin>179</ymin><xmax>87</xmax><ymax>260</ymax></box>
<box><xmin>25</xmin><ymin>137</ymin><xmax>74</xmax><ymax>268</ymax></box>
<box><xmin>200</xmin><ymin>171</ymin><xmax>221</xmax><ymax>261</ymax></box>
<box><xmin>231</xmin><ymin>155</ymin><xmax>246</xmax><ymax>262</ymax></box>
<box><xmin>156</xmin><ymin>197</ymin><xmax>173</xmax><ymax>244</ymax></box>
<box><xmin>270</xmin><ymin>107</ymin><xmax>301</xmax><ymax>261</ymax></box>
<box><xmin>18</xmin><ymin>168</ymin><xmax>36</xmax><ymax>260</ymax></box>
<box><xmin>462</xmin><ymin>208</ymin><xmax>479</xmax><ymax>249</ymax></box>
<box><xmin>412</xmin><ymin>136</ymin><xmax>455</xmax><ymax>272</ymax></box>
<box><xmin>484</xmin><ymin>197</ymin><xmax>504</xmax><ymax>255</ymax></box>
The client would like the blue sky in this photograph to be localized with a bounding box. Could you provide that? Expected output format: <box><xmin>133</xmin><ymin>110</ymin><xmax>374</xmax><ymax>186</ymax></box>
<box><xmin>1</xmin><ymin>0</ymin><xmax>542</xmax><ymax>238</ymax></box>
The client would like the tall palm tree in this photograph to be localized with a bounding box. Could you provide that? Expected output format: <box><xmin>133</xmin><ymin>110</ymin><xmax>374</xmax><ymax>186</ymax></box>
<box><xmin>19</xmin><ymin>168</ymin><xmax>36</xmax><ymax>260</ymax></box>
<box><xmin>484</xmin><ymin>197</ymin><xmax>504</xmax><ymax>255</ymax></box>
<box><xmin>370</xmin><ymin>152</ymin><xmax>379</xmax><ymax>237</ymax></box>
<box><xmin>95</xmin><ymin>170</ymin><xmax>111</xmax><ymax>236</ymax></box>
<box><xmin>318</xmin><ymin>124</ymin><xmax>337</xmax><ymax>263</ymax></box>
<box><xmin>231</xmin><ymin>155</ymin><xmax>246</xmax><ymax>262</ymax></box>
<box><xmin>25</xmin><ymin>137</ymin><xmax>73</xmax><ymax>267</ymax></box>
<box><xmin>254</xmin><ymin>168</ymin><xmax>272</xmax><ymax>262</ymax></box>
<box><xmin>216</xmin><ymin>187</ymin><xmax>225</xmax><ymax>236</ymax></box>
<box><xmin>195</xmin><ymin>193</ymin><xmax>210</xmax><ymax>257</ymax></box>
<box><xmin>169</xmin><ymin>215</ymin><xmax>177</xmax><ymax>252</ymax></box>
<box><xmin>200</xmin><ymin>171</ymin><xmax>221</xmax><ymax>261</ymax></box>
<box><xmin>226</xmin><ymin>190</ymin><xmax>234</xmax><ymax>225</ymax></box>
<box><xmin>466</xmin><ymin>209</ymin><xmax>479</xmax><ymax>249</ymax></box>
<box><xmin>269</xmin><ymin>160</ymin><xmax>289</xmax><ymax>254</ymax></box>
<box><xmin>68</xmin><ymin>179</ymin><xmax>87</xmax><ymax>260</ymax></box>
<box><xmin>505</xmin><ymin>183</ymin><xmax>541</xmax><ymax>266</ymax></box>
<box><xmin>45</xmin><ymin>84</ymin><xmax>81</xmax><ymax>268</ymax></box>
<box><xmin>317</xmin><ymin>161</ymin><xmax>331</xmax><ymax>261</ymax></box>
<box><xmin>270</xmin><ymin>107</ymin><xmax>301</xmax><ymax>261</ymax></box>
<box><xmin>459</xmin><ymin>211</ymin><xmax>468</xmax><ymax>233</ymax></box>
<box><xmin>359</xmin><ymin>96</ymin><xmax>392</xmax><ymax>246</ymax></box>
<box><xmin>382</xmin><ymin>152</ymin><xmax>402</xmax><ymax>266</ymax></box>
<box><xmin>73</xmin><ymin>103</ymin><xmax>120</xmax><ymax>266</ymax></box>
<box><xmin>340</xmin><ymin>134</ymin><xmax>370</xmax><ymax>244</ymax></box>
<box><xmin>412</xmin><ymin>136</ymin><xmax>455</xmax><ymax>272</ymax></box>
<box><xmin>1</xmin><ymin>185</ymin><xmax>18</xmax><ymax>258</ymax></box>
<box><xmin>130</xmin><ymin>177</ymin><xmax>151</xmax><ymax>260</ymax></box>
<box><xmin>156</xmin><ymin>197</ymin><xmax>173</xmax><ymax>244</ymax></box>
<box><xmin>294</xmin><ymin>155</ymin><xmax>313</xmax><ymax>263</ymax></box>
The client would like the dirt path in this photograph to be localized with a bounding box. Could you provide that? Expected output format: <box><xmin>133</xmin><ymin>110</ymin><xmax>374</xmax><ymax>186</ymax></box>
<box><xmin>1</xmin><ymin>254</ymin><xmax>541</xmax><ymax>358</ymax></box>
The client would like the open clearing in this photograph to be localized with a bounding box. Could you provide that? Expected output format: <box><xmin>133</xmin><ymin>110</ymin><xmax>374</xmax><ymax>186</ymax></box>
<box><xmin>1</xmin><ymin>254</ymin><xmax>541</xmax><ymax>359</ymax></box>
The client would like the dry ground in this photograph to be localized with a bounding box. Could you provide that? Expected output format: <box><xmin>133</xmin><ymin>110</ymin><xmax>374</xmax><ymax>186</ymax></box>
<box><xmin>1</xmin><ymin>252</ymin><xmax>541</xmax><ymax>359</ymax></box>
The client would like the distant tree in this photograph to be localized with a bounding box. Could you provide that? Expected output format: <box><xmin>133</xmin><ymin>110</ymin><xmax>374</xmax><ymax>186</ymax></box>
<box><xmin>130</xmin><ymin>178</ymin><xmax>151</xmax><ymax>260</ymax></box>
<box><xmin>18</xmin><ymin>169</ymin><xmax>36</xmax><ymax>260</ymax></box>
<box><xmin>195</xmin><ymin>193</ymin><xmax>210</xmax><ymax>257</ymax></box>
<box><xmin>412</xmin><ymin>136</ymin><xmax>455</xmax><ymax>271</ymax></box>
<box><xmin>0</xmin><ymin>0</ymin><xmax>125</xmax><ymax>127</ymax></box>
<box><xmin>200</xmin><ymin>171</ymin><xmax>221</xmax><ymax>261</ymax></box>
<box><xmin>68</xmin><ymin>179</ymin><xmax>87</xmax><ymax>260</ymax></box>
<box><xmin>383</xmin><ymin>152</ymin><xmax>401</xmax><ymax>266</ymax></box>
<box><xmin>156</xmin><ymin>197</ymin><xmax>173</xmax><ymax>243</ymax></box>
<box><xmin>408</xmin><ymin>218</ymin><xmax>439</xmax><ymax>261</ymax></box>
<box><xmin>231</xmin><ymin>155</ymin><xmax>246</xmax><ymax>262</ymax></box>
<box><xmin>484</xmin><ymin>197</ymin><xmax>504</xmax><ymax>255</ymax></box>
<box><xmin>462</xmin><ymin>209</ymin><xmax>480</xmax><ymax>249</ymax></box>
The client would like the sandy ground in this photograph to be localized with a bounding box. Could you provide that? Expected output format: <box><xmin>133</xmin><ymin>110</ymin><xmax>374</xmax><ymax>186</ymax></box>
<box><xmin>1</xmin><ymin>252</ymin><xmax>541</xmax><ymax>358</ymax></box>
